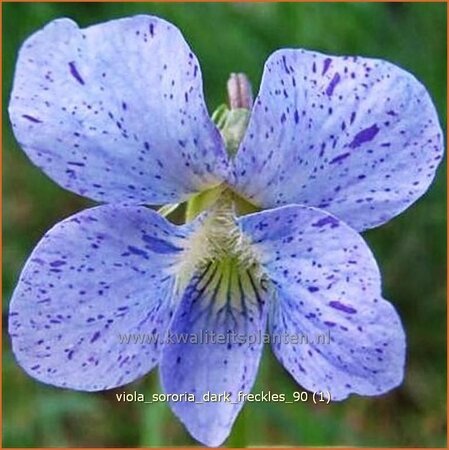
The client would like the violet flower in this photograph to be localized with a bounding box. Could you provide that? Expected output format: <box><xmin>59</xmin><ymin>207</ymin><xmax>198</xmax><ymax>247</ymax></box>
<box><xmin>8</xmin><ymin>15</ymin><xmax>443</xmax><ymax>447</ymax></box>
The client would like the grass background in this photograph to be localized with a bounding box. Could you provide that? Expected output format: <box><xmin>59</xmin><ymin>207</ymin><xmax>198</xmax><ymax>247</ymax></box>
<box><xmin>2</xmin><ymin>2</ymin><xmax>447</xmax><ymax>447</ymax></box>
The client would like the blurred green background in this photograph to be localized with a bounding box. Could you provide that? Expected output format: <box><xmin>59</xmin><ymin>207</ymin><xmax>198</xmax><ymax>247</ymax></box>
<box><xmin>2</xmin><ymin>2</ymin><xmax>446</xmax><ymax>447</ymax></box>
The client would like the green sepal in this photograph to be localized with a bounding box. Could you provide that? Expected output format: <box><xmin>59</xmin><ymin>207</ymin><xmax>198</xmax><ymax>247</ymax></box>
<box><xmin>185</xmin><ymin>184</ymin><xmax>226</xmax><ymax>222</ymax></box>
<box><xmin>212</xmin><ymin>104</ymin><xmax>251</xmax><ymax>156</ymax></box>
<box><xmin>221</xmin><ymin>109</ymin><xmax>251</xmax><ymax>156</ymax></box>
<box><xmin>211</xmin><ymin>103</ymin><xmax>230</xmax><ymax>129</ymax></box>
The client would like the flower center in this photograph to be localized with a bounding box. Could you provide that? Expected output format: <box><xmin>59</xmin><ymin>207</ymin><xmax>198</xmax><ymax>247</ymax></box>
<box><xmin>174</xmin><ymin>190</ymin><xmax>267</xmax><ymax>306</ymax></box>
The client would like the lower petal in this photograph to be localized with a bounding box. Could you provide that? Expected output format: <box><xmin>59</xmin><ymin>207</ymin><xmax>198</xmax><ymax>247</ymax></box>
<box><xmin>270</xmin><ymin>287</ymin><xmax>405</xmax><ymax>401</ymax></box>
<box><xmin>160</xmin><ymin>258</ymin><xmax>270</xmax><ymax>446</ymax></box>
<box><xmin>9</xmin><ymin>204</ymin><xmax>193</xmax><ymax>391</ymax></box>
<box><xmin>239</xmin><ymin>205</ymin><xmax>406</xmax><ymax>401</ymax></box>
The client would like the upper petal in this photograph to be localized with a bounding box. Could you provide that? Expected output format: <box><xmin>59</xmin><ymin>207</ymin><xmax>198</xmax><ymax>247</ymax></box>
<box><xmin>9</xmin><ymin>16</ymin><xmax>228</xmax><ymax>205</ymax></box>
<box><xmin>9</xmin><ymin>204</ymin><xmax>197</xmax><ymax>391</ymax></box>
<box><xmin>160</xmin><ymin>258</ymin><xmax>270</xmax><ymax>446</ymax></box>
<box><xmin>239</xmin><ymin>205</ymin><xmax>406</xmax><ymax>400</ymax></box>
<box><xmin>232</xmin><ymin>49</ymin><xmax>444</xmax><ymax>231</ymax></box>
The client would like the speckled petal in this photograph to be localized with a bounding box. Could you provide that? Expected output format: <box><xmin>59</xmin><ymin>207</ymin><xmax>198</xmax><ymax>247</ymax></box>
<box><xmin>9</xmin><ymin>16</ymin><xmax>228</xmax><ymax>205</ymax></box>
<box><xmin>233</xmin><ymin>49</ymin><xmax>444</xmax><ymax>231</ymax></box>
<box><xmin>9</xmin><ymin>204</ymin><xmax>197</xmax><ymax>391</ymax></box>
<box><xmin>239</xmin><ymin>205</ymin><xmax>406</xmax><ymax>400</ymax></box>
<box><xmin>160</xmin><ymin>259</ymin><xmax>270</xmax><ymax>447</ymax></box>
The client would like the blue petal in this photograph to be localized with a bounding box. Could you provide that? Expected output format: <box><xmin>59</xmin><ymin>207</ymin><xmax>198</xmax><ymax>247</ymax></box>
<box><xmin>9</xmin><ymin>16</ymin><xmax>229</xmax><ymax>205</ymax></box>
<box><xmin>9</xmin><ymin>205</ymin><xmax>196</xmax><ymax>391</ymax></box>
<box><xmin>239</xmin><ymin>205</ymin><xmax>406</xmax><ymax>400</ymax></box>
<box><xmin>233</xmin><ymin>49</ymin><xmax>444</xmax><ymax>231</ymax></box>
<box><xmin>160</xmin><ymin>258</ymin><xmax>270</xmax><ymax>446</ymax></box>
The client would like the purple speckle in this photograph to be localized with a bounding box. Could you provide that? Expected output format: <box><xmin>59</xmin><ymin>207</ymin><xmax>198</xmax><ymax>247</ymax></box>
<box><xmin>294</xmin><ymin>110</ymin><xmax>300</xmax><ymax>124</ymax></box>
<box><xmin>330</xmin><ymin>152</ymin><xmax>350</xmax><ymax>164</ymax></box>
<box><xmin>50</xmin><ymin>260</ymin><xmax>66</xmax><ymax>268</ymax></box>
<box><xmin>350</xmin><ymin>111</ymin><xmax>356</xmax><ymax>124</ymax></box>
<box><xmin>326</xmin><ymin>73</ymin><xmax>341</xmax><ymax>96</ymax></box>
<box><xmin>142</xmin><ymin>235</ymin><xmax>182</xmax><ymax>254</ymax></box>
<box><xmin>90</xmin><ymin>331</ymin><xmax>101</xmax><ymax>343</ymax></box>
<box><xmin>349</xmin><ymin>124</ymin><xmax>380</xmax><ymax>149</ymax></box>
<box><xmin>22</xmin><ymin>114</ymin><xmax>42</xmax><ymax>123</ymax></box>
<box><xmin>68</xmin><ymin>61</ymin><xmax>85</xmax><ymax>85</ymax></box>
<box><xmin>127</xmin><ymin>246</ymin><xmax>149</xmax><ymax>260</ymax></box>
<box><xmin>312</xmin><ymin>216</ymin><xmax>339</xmax><ymax>228</ymax></box>
<box><xmin>322</xmin><ymin>58</ymin><xmax>332</xmax><ymax>75</ymax></box>
<box><xmin>329</xmin><ymin>301</ymin><xmax>357</xmax><ymax>314</ymax></box>
<box><xmin>282</xmin><ymin>55</ymin><xmax>290</xmax><ymax>74</ymax></box>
